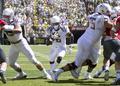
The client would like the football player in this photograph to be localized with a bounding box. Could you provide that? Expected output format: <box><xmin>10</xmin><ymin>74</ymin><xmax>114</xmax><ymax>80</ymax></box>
<box><xmin>93</xmin><ymin>6</ymin><xmax>120</xmax><ymax>81</ymax></box>
<box><xmin>110</xmin><ymin>14</ymin><xmax>120</xmax><ymax>85</ymax></box>
<box><xmin>1</xmin><ymin>8</ymin><xmax>51</xmax><ymax>80</ymax></box>
<box><xmin>0</xmin><ymin>19</ymin><xmax>8</xmax><ymax>84</ymax></box>
<box><xmin>51</xmin><ymin>3</ymin><xmax>113</xmax><ymax>82</ymax></box>
<box><xmin>46</xmin><ymin>15</ymin><xmax>72</xmax><ymax>74</ymax></box>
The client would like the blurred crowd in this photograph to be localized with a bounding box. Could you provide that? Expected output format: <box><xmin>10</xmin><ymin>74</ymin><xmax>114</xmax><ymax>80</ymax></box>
<box><xmin>2</xmin><ymin>0</ymin><xmax>120</xmax><ymax>44</ymax></box>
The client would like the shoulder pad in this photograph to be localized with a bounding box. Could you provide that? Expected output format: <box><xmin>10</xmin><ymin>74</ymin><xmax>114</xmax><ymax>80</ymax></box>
<box><xmin>59</xmin><ymin>25</ymin><xmax>66</xmax><ymax>32</ymax></box>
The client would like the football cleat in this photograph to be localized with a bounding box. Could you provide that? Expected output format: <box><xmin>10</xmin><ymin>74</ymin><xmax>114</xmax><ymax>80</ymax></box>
<box><xmin>104</xmin><ymin>70</ymin><xmax>109</xmax><ymax>81</ymax></box>
<box><xmin>51</xmin><ymin>71</ymin><xmax>61</xmax><ymax>82</ymax></box>
<box><xmin>111</xmin><ymin>78</ymin><xmax>120</xmax><ymax>85</ymax></box>
<box><xmin>84</xmin><ymin>72</ymin><xmax>93</xmax><ymax>80</ymax></box>
<box><xmin>93</xmin><ymin>70</ymin><xmax>103</xmax><ymax>78</ymax></box>
<box><xmin>70</xmin><ymin>69</ymin><xmax>79</xmax><ymax>79</ymax></box>
<box><xmin>0</xmin><ymin>71</ymin><xmax>6</xmax><ymax>84</ymax></box>
<box><xmin>42</xmin><ymin>70</ymin><xmax>52</xmax><ymax>80</ymax></box>
<box><xmin>52</xmin><ymin>72</ymin><xmax>59</xmax><ymax>82</ymax></box>
<box><xmin>45</xmin><ymin>72</ymin><xmax>52</xmax><ymax>80</ymax></box>
<box><xmin>13</xmin><ymin>72</ymin><xmax>27</xmax><ymax>80</ymax></box>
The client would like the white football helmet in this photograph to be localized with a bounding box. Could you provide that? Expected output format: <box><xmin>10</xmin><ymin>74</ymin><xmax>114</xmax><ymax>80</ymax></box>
<box><xmin>113</xmin><ymin>6</ymin><xmax>120</xmax><ymax>16</ymax></box>
<box><xmin>50</xmin><ymin>16</ymin><xmax>61</xmax><ymax>24</ymax></box>
<box><xmin>3</xmin><ymin>8</ymin><xmax>14</xmax><ymax>22</ymax></box>
<box><xmin>96</xmin><ymin>3</ymin><xmax>112</xmax><ymax>15</ymax></box>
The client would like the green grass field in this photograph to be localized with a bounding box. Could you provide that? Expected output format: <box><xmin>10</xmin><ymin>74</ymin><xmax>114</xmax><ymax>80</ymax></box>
<box><xmin>0</xmin><ymin>44</ymin><xmax>116</xmax><ymax>86</ymax></box>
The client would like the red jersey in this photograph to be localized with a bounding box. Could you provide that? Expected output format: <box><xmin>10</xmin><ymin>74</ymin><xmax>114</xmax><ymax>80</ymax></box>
<box><xmin>114</xmin><ymin>16</ymin><xmax>120</xmax><ymax>40</ymax></box>
<box><xmin>115</xmin><ymin>30</ymin><xmax>120</xmax><ymax>40</ymax></box>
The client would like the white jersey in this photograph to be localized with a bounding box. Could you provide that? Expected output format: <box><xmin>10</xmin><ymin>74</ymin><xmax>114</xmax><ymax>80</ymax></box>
<box><xmin>4</xmin><ymin>20</ymin><xmax>23</xmax><ymax>43</ymax></box>
<box><xmin>47</xmin><ymin>25</ymin><xmax>70</xmax><ymax>65</ymax></box>
<box><xmin>47</xmin><ymin>25</ymin><xmax>70</xmax><ymax>47</ymax></box>
<box><xmin>75</xmin><ymin>13</ymin><xmax>110</xmax><ymax>67</ymax></box>
<box><xmin>78</xmin><ymin>13</ymin><xmax>110</xmax><ymax>45</ymax></box>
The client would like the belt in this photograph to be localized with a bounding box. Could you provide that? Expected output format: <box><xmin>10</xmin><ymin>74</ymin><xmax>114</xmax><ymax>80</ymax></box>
<box><xmin>10</xmin><ymin>39</ymin><xmax>21</xmax><ymax>44</ymax></box>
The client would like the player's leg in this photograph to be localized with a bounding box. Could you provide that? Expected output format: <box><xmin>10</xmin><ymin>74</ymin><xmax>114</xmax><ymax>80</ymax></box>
<box><xmin>0</xmin><ymin>48</ymin><xmax>7</xmax><ymax>83</ymax></box>
<box><xmin>20</xmin><ymin>39</ymin><xmax>51</xmax><ymax>79</ymax></box>
<box><xmin>112</xmin><ymin>49</ymin><xmax>120</xmax><ymax>85</ymax></box>
<box><xmin>109</xmin><ymin>39</ymin><xmax>120</xmax><ymax>85</ymax></box>
<box><xmin>94</xmin><ymin>40</ymin><xmax>112</xmax><ymax>80</ymax></box>
<box><xmin>8</xmin><ymin>45</ymin><xmax>27</xmax><ymax>79</ymax></box>
<box><xmin>103</xmin><ymin>40</ymin><xmax>114</xmax><ymax>81</ymax></box>
<box><xmin>84</xmin><ymin>47</ymin><xmax>99</xmax><ymax>80</ymax></box>
<box><xmin>52</xmin><ymin>44</ymin><xmax>89</xmax><ymax>81</ymax></box>
<box><xmin>111</xmin><ymin>54</ymin><xmax>120</xmax><ymax>85</ymax></box>
<box><xmin>51</xmin><ymin>37</ymin><xmax>92</xmax><ymax>81</ymax></box>
<box><xmin>83</xmin><ymin>60</ymin><xmax>96</xmax><ymax>80</ymax></box>
<box><xmin>56</xmin><ymin>47</ymin><xmax>66</xmax><ymax>66</ymax></box>
<box><xmin>52</xmin><ymin>51</ymin><xmax>89</xmax><ymax>81</ymax></box>
<box><xmin>49</xmin><ymin>45</ymin><xmax>58</xmax><ymax>72</ymax></box>
<box><xmin>85</xmin><ymin>42</ymin><xmax>100</xmax><ymax>80</ymax></box>
<box><xmin>51</xmin><ymin>49</ymin><xmax>82</xmax><ymax>81</ymax></box>
<box><xmin>109</xmin><ymin>53</ymin><xmax>115</xmax><ymax>66</ymax></box>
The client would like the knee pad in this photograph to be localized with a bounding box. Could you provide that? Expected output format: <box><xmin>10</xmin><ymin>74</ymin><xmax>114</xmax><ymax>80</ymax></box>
<box><xmin>61</xmin><ymin>62</ymin><xmax>78</xmax><ymax>71</ymax></box>
<box><xmin>68</xmin><ymin>62</ymin><xmax>78</xmax><ymax>70</ymax></box>
<box><xmin>87</xmin><ymin>60</ymin><xmax>97</xmax><ymax>68</ymax></box>
<box><xmin>89</xmin><ymin>63</ymin><xmax>97</xmax><ymax>68</ymax></box>
<box><xmin>87</xmin><ymin>63</ymin><xmax>97</xmax><ymax>72</ymax></box>
<box><xmin>50</xmin><ymin>61</ymin><xmax>55</xmax><ymax>64</ymax></box>
<box><xmin>56</xmin><ymin>56</ymin><xmax>62</xmax><ymax>64</ymax></box>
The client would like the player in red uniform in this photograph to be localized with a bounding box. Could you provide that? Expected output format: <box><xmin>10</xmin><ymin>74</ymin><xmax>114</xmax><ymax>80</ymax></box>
<box><xmin>0</xmin><ymin>19</ymin><xmax>7</xmax><ymax>84</ymax></box>
<box><xmin>93</xmin><ymin>7</ymin><xmax>120</xmax><ymax>82</ymax></box>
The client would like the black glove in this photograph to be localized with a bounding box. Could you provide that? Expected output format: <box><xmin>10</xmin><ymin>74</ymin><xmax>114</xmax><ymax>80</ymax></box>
<box><xmin>45</xmin><ymin>36</ymin><xmax>52</xmax><ymax>46</ymax></box>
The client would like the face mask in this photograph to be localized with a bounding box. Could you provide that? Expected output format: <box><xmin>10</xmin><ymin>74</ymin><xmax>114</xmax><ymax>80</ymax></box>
<box><xmin>3</xmin><ymin>17</ymin><xmax>10</xmax><ymax>23</ymax></box>
<box><xmin>53</xmin><ymin>25</ymin><xmax>59</xmax><ymax>30</ymax></box>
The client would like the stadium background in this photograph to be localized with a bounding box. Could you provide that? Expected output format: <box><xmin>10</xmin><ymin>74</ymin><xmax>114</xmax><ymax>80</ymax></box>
<box><xmin>0</xmin><ymin>0</ymin><xmax>119</xmax><ymax>45</ymax></box>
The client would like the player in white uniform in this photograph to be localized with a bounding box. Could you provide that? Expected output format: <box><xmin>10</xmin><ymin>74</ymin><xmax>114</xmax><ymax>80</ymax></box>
<box><xmin>51</xmin><ymin>3</ymin><xmax>113</xmax><ymax>82</ymax></box>
<box><xmin>46</xmin><ymin>16</ymin><xmax>72</xmax><ymax>73</ymax></box>
<box><xmin>2</xmin><ymin>8</ymin><xmax>51</xmax><ymax>80</ymax></box>
<box><xmin>73</xmin><ymin>12</ymin><xmax>103</xmax><ymax>80</ymax></box>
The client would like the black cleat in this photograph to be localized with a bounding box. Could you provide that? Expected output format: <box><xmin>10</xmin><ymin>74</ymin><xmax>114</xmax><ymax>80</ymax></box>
<box><xmin>111</xmin><ymin>78</ymin><xmax>120</xmax><ymax>85</ymax></box>
<box><xmin>0</xmin><ymin>72</ymin><xmax>6</xmax><ymax>84</ymax></box>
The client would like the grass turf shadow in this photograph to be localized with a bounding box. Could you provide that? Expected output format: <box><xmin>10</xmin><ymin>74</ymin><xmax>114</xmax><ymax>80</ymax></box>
<box><xmin>7</xmin><ymin>76</ymin><xmax>46</xmax><ymax>81</ymax></box>
<box><xmin>47</xmin><ymin>79</ymin><xmax>111</xmax><ymax>85</ymax></box>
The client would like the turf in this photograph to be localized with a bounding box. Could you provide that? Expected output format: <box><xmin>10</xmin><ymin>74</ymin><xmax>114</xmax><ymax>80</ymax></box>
<box><xmin>0</xmin><ymin>44</ymin><xmax>115</xmax><ymax>86</ymax></box>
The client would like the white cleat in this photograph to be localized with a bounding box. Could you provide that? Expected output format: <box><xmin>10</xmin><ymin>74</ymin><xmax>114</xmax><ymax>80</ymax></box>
<box><xmin>93</xmin><ymin>71</ymin><xmax>103</xmax><ymax>78</ymax></box>
<box><xmin>51</xmin><ymin>71</ymin><xmax>60</xmax><ymax>82</ymax></box>
<box><xmin>104</xmin><ymin>70</ymin><xmax>109</xmax><ymax>81</ymax></box>
<box><xmin>84</xmin><ymin>72</ymin><xmax>93</xmax><ymax>80</ymax></box>
<box><xmin>43</xmin><ymin>71</ymin><xmax>52</xmax><ymax>80</ymax></box>
<box><xmin>70</xmin><ymin>69</ymin><xmax>79</xmax><ymax>79</ymax></box>
<box><xmin>13</xmin><ymin>72</ymin><xmax>27</xmax><ymax>80</ymax></box>
<box><xmin>46</xmin><ymin>73</ymin><xmax>52</xmax><ymax>80</ymax></box>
